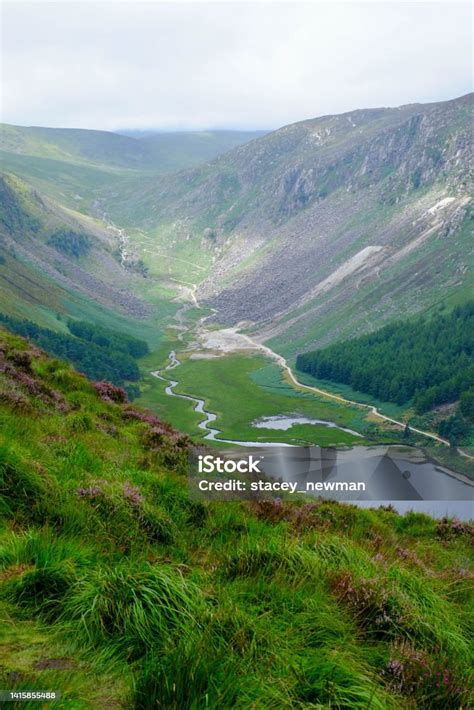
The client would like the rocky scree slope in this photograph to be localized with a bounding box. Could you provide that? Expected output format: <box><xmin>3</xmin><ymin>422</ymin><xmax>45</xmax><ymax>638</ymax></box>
<box><xmin>103</xmin><ymin>93</ymin><xmax>473</xmax><ymax>354</ymax></box>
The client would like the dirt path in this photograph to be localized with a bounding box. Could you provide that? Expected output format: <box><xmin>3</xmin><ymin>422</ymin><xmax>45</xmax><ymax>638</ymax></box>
<box><xmin>162</xmin><ymin>285</ymin><xmax>461</xmax><ymax>452</ymax></box>
<box><xmin>457</xmin><ymin>447</ymin><xmax>474</xmax><ymax>460</ymax></box>
<box><xmin>268</xmin><ymin>347</ymin><xmax>471</xmax><ymax>458</ymax></box>
<box><xmin>221</xmin><ymin>329</ymin><xmax>453</xmax><ymax>447</ymax></box>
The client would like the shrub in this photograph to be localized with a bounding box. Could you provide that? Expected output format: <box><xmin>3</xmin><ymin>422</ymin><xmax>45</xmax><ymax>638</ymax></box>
<box><xmin>331</xmin><ymin>572</ymin><xmax>402</xmax><ymax>637</ymax></box>
<box><xmin>47</xmin><ymin>229</ymin><xmax>91</xmax><ymax>258</ymax></box>
<box><xmin>384</xmin><ymin>640</ymin><xmax>469</xmax><ymax>709</ymax></box>
<box><xmin>0</xmin><ymin>445</ymin><xmax>51</xmax><ymax>520</ymax></box>
<box><xmin>2</xmin><ymin>560</ymin><xmax>76</xmax><ymax>621</ymax></box>
<box><xmin>63</xmin><ymin>563</ymin><xmax>203</xmax><ymax>660</ymax></box>
<box><xmin>0</xmin><ymin>390</ymin><xmax>32</xmax><ymax>413</ymax></box>
<box><xmin>436</xmin><ymin>516</ymin><xmax>473</xmax><ymax>541</ymax></box>
<box><xmin>6</xmin><ymin>349</ymin><xmax>32</xmax><ymax>370</ymax></box>
<box><xmin>93</xmin><ymin>381</ymin><xmax>127</xmax><ymax>403</ymax></box>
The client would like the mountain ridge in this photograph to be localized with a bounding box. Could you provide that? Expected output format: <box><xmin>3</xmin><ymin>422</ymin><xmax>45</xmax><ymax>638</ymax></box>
<box><xmin>85</xmin><ymin>92</ymin><xmax>473</xmax><ymax>355</ymax></box>
<box><xmin>1</xmin><ymin>93</ymin><xmax>472</xmax><ymax>358</ymax></box>
<box><xmin>0</xmin><ymin>123</ymin><xmax>267</xmax><ymax>173</ymax></box>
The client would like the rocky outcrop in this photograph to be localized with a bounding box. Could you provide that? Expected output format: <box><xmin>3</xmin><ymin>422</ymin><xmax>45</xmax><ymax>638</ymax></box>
<box><xmin>98</xmin><ymin>93</ymin><xmax>473</xmax><ymax>354</ymax></box>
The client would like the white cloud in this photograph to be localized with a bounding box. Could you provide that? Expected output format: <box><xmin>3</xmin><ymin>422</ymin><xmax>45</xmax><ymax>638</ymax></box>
<box><xmin>1</xmin><ymin>1</ymin><xmax>472</xmax><ymax>130</ymax></box>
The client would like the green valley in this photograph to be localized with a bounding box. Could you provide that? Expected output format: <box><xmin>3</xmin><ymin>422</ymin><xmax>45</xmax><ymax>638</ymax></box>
<box><xmin>140</xmin><ymin>343</ymin><xmax>372</xmax><ymax>447</ymax></box>
<box><xmin>1</xmin><ymin>97</ymin><xmax>473</xmax><ymax>470</ymax></box>
<box><xmin>2</xmin><ymin>3</ymin><xmax>473</xmax><ymax>707</ymax></box>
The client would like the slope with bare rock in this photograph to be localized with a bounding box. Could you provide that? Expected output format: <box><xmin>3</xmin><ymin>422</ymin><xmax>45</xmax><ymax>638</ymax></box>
<box><xmin>98</xmin><ymin>93</ymin><xmax>472</xmax><ymax>355</ymax></box>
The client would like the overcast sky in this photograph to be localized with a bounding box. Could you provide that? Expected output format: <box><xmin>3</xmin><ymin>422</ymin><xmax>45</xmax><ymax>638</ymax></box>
<box><xmin>1</xmin><ymin>1</ymin><xmax>472</xmax><ymax>132</ymax></box>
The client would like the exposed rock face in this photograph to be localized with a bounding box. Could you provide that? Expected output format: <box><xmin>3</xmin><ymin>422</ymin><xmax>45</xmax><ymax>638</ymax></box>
<box><xmin>105</xmin><ymin>93</ymin><xmax>472</xmax><ymax>354</ymax></box>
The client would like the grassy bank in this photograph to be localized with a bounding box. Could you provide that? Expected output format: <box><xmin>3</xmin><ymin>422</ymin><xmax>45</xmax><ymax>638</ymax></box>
<box><xmin>1</xmin><ymin>327</ymin><xmax>472</xmax><ymax>708</ymax></box>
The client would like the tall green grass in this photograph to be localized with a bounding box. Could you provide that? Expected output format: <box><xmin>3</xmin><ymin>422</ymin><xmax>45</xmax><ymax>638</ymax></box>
<box><xmin>62</xmin><ymin>564</ymin><xmax>203</xmax><ymax>661</ymax></box>
<box><xmin>0</xmin><ymin>328</ymin><xmax>472</xmax><ymax>708</ymax></box>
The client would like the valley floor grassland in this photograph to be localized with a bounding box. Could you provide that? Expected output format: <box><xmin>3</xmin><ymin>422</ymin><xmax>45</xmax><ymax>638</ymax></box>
<box><xmin>138</xmin><ymin>334</ymin><xmax>401</xmax><ymax>447</ymax></box>
<box><xmin>138</xmin><ymin>331</ymin><xmax>474</xmax><ymax>478</ymax></box>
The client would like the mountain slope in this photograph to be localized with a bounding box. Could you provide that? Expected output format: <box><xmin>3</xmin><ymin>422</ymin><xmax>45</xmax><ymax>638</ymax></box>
<box><xmin>100</xmin><ymin>93</ymin><xmax>472</xmax><ymax>356</ymax></box>
<box><xmin>296</xmin><ymin>303</ymin><xmax>474</xmax><ymax>451</ymax></box>
<box><xmin>2</xmin><ymin>96</ymin><xmax>471</xmax><ymax>358</ymax></box>
<box><xmin>0</xmin><ymin>124</ymin><xmax>266</xmax><ymax>173</ymax></box>
<box><xmin>117</xmin><ymin>129</ymin><xmax>268</xmax><ymax>172</ymax></box>
<box><xmin>0</xmin><ymin>172</ymin><xmax>150</xmax><ymax>330</ymax></box>
<box><xmin>0</xmin><ymin>124</ymin><xmax>151</xmax><ymax>170</ymax></box>
<box><xmin>0</xmin><ymin>327</ymin><xmax>472</xmax><ymax>708</ymax></box>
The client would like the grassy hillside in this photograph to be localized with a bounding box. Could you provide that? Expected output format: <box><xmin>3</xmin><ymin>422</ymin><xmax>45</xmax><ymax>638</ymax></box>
<box><xmin>0</xmin><ymin>124</ymin><xmax>150</xmax><ymax>170</ymax></box>
<box><xmin>0</xmin><ymin>172</ymin><xmax>174</xmax><ymax>349</ymax></box>
<box><xmin>1</xmin><ymin>328</ymin><xmax>473</xmax><ymax>708</ymax></box>
<box><xmin>0</xmin><ymin>315</ymin><xmax>149</xmax><ymax>399</ymax></box>
<box><xmin>0</xmin><ymin>149</ymin><xmax>132</xmax><ymax>213</ymax></box>
<box><xmin>0</xmin><ymin>124</ymin><xmax>265</xmax><ymax>174</ymax></box>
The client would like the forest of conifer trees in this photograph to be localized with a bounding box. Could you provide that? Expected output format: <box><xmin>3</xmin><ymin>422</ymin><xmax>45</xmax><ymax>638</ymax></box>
<box><xmin>0</xmin><ymin>314</ymin><xmax>148</xmax><ymax>399</ymax></box>
<box><xmin>296</xmin><ymin>303</ymin><xmax>474</xmax><ymax>423</ymax></box>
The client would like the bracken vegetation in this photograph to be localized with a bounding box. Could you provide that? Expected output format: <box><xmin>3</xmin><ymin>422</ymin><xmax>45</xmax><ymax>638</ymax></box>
<box><xmin>0</xmin><ymin>327</ymin><xmax>473</xmax><ymax>708</ymax></box>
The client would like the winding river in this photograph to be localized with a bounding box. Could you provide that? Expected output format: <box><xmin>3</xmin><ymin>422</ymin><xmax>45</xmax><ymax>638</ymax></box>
<box><xmin>151</xmin><ymin>351</ymin><xmax>294</xmax><ymax>447</ymax></box>
<box><xmin>151</xmin><ymin>350</ymin><xmax>473</xmax><ymax>519</ymax></box>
